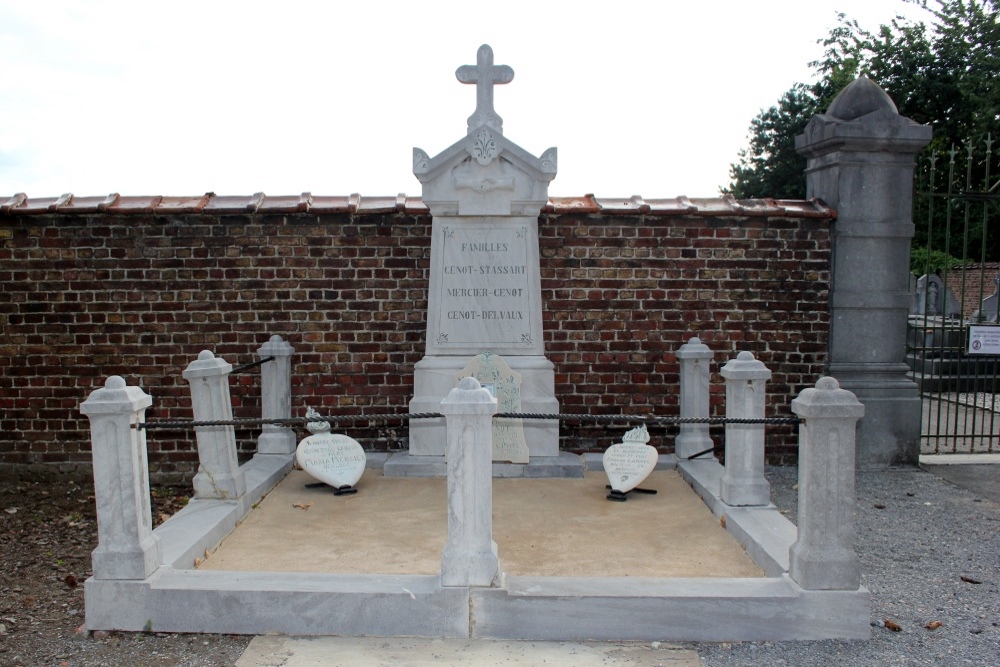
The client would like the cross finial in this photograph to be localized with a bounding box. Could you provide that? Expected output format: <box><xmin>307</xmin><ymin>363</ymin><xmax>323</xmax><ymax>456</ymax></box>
<box><xmin>456</xmin><ymin>44</ymin><xmax>514</xmax><ymax>134</ymax></box>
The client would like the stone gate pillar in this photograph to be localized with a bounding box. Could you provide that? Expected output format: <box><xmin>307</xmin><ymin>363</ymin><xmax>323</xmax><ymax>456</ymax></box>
<box><xmin>796</xmin><ymin>77</ymin><xmax>932</xmax><ymax>467</ymax></box>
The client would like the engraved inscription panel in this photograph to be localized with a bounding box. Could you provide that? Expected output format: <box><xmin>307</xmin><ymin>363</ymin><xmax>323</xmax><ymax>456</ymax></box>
<box><xmin>436</xmin><ymin>225</ymin><xmax>533</xmax><ymax>347</ymax></box>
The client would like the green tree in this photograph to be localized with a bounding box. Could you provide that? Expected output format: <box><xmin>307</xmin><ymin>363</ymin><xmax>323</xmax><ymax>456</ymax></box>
<box><xmin>726</xmin><ymin>84</ymin><xmax>815</xmax><ymax>199</ymax></box>
<box><xmin>725</xmin><ymin>0</ymin><xmax>999</xmax><ymax>200</ymax></box>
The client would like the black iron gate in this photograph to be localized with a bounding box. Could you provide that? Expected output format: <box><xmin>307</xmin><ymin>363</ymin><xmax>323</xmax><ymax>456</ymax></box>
<box><xmin>908</xmin><ymin>136</ymin><xmax>1000</xmax><ymax>454</ymax></box>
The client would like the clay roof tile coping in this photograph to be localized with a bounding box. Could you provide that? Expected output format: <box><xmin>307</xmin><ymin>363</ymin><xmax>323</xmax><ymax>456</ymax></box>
<box><xmin>0</xmin><ymin>192</ymin><xmax>835</xmax><ymax>219</ymax></box>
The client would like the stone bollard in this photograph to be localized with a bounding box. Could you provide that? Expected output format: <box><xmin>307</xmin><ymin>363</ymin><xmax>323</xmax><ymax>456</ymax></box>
<box><xmin>675</xmin><ymin>336</ymin><xmax>715</xmax><ymax>460</ymax></box>
<box><xmin>789</xmin><ymin>377</ymin><xmax>865</xmax><ymax>590</ymax></box>
<box><xmin>719</xmin><ymin>351</ymin><xmax>771</xmax><ymax>506</ymax></box>
<box><xmin>80</xmin><ymin>376</ymin><xmax>163</xmax><ymax>580</ymax></box>
<box><xmin>256</xmin><ymin>335</ymin><xmax>296</xmax><ymax>455</ymax></box>
<box><xmin>439</xmin><ymin>377</ymin><xmax>501</xmax><ymax>587</ymax></box>
<box><xmin>183</xmin><ymin>350</ymin><xmax>247</xmax><ymax>506</ymax></box>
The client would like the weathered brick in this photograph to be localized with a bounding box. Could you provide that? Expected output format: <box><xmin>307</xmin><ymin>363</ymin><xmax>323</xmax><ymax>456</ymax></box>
<box><xmin>0</xmin><ymin>210</ymin><xmax>829</xmax><ymax>479</ymax></box>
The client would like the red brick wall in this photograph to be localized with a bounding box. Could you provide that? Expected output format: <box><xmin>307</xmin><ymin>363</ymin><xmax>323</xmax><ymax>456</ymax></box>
<box><xmin>0</xmin><ymin>208</ymin><xmax>830</xmax><ymax>482</ymax></box>
<box><xmin>944</xmin><ymin>264</ymin><xmax>1000</xmax><ymax>319</ymax></box>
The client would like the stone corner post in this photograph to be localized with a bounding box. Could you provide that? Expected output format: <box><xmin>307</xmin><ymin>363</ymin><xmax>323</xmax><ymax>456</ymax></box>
<box><xmin>676</xmin><ymin>336</ymin><xmax>715</xmax><ymax>460</ymax></box>
<box><xmin>439</xmin><ymin>376</ymin><xmax>501</xmax><ymax>587</ymax></box>
<box><xmin>80</xmin><ymin>376</ymin><xmax>163</xmax><ymax>580</ymax></box>
<box><xmin>719</xmin><ymin>351</ymin><xmax>771</xmax><ymax>506</ymax></box>
<box><xmin>789</xmin><ymin>376</ymin><xmax>865</xmax><ymax>590</ymax></box>
<box><xmin>796</xmin><ymin>76</ymin><xmax>932</xmax><ymax>468</ymax></box>
<box><xmin>256</xmin><ymin>334</ymin><xmax>296</xmax><ymax>455</ymax></box>
<box><xmin>182</xmin><ymin>350</ymin><xmax>247</xmax><ymax>506</ymax></box>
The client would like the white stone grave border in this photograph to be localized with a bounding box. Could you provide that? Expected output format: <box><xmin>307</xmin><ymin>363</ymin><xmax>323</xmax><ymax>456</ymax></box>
<box><xmin>81</xmin><ymin>338</ymin><xmax>870</xmax><ymax>641</ymax></box>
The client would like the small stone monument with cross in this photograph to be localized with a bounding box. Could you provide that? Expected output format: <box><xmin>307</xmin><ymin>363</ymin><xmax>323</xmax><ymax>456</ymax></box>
<box><xmin>404</xmin><ymin>44</ymin><xmax>562</xmax><ymax>471</ymax></box>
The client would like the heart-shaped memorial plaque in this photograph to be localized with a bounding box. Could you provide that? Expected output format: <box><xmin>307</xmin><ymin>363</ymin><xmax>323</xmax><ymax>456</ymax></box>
<box><xmin>296</xmin><ymin>432</ymin><xmax>367</xmax><ymax>489</ymax></box>
<box><xmin>602</xmin><ymin>425</ymin><xmax>658</xmax><ymax>493</ymax></box>
<box><xmin>295</xmin><ymin>408</ymin><xmax>366</xmax><ymax>489</ymax></box>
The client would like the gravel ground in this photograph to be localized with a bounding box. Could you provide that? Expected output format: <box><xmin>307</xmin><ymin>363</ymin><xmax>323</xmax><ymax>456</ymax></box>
<box><xmin>698</xmin><ymin>466</ymin><xmax>1000</xmax><ymax>667</ymax></box>
<box><xmin>1</xmin><ymin>467</ymin><xmax>996</xmax><ymax>666</ymax></box>
<box><xmin>0</xmin><ymin>479</ymin><xmax>251</xmax><ymax>666</ymax></box>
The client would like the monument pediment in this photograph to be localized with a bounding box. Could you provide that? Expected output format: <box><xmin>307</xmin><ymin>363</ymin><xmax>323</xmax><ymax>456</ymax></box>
<box><xmin>413</xmin><ymin>44</ymin><xmax>556</xmax><ymax>217</ymax></box>
<box><xmin>414</xmin><ymin>128</ymin><xmax>556</xmax><ymax>216</ymax></box>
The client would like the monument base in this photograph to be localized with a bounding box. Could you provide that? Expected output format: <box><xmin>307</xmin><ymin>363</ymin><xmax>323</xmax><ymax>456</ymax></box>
<box><xmin>383</xmin><ymin>451</ymin><xmax>584</xmax><ymax>479</ymax></box>
<box><xmin>409</xmin><ymin>355</ymin><xmax>559</xmax><ymax>458</ymax></box>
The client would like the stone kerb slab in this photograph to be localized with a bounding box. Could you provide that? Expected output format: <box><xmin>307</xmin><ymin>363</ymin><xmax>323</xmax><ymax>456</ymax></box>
<box><xmin>80</xmin><ymin>376</ymin><xmax>163</xmax><ymax>580</ymax></box>
<box><xmin>790</xmin><ymin>377</ymin><xmax>865</xmax><ymax>590</ymax></box>
<box><xmin>83</xmin><ymin>371</ymin><xmax>871</xmax><ymax>640</ymax></box>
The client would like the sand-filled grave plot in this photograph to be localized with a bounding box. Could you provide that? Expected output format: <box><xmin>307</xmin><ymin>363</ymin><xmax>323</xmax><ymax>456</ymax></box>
<box><xmin>200</xmin><ymin>469</ymin><xmax>763</xmax><ymax>579</ymax></box>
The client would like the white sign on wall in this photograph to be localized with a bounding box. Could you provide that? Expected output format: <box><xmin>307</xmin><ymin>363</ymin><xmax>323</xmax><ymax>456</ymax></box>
<box><xmin>968</xmin><ymin>325</ymin><xmax>1000</xmax><ymax>355</ymax></box>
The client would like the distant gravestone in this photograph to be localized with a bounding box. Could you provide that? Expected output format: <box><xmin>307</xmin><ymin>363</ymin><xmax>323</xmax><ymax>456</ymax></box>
<box><xmin>972</xmin><ymin>276</ymin><xmax>1000</xmax><ymax>323</ymax></box>
<box><xmin>295</xmin><ymin>408</ymin><xmax>366</xmax><ymax>493</ymax></box>
<box><xmin>602</xmin><ymin>425</ymin><xmax>658</xmax><ymax>499</ymax></box>
<box><xmin>456</xmin><ymin>352</ymin><xmax>529</xmax><ymax>463</ymax></box>
<box><xmin>912</xmin><ymin>274</ymin><xmax>961</xmax><ymax>318</ymax></box>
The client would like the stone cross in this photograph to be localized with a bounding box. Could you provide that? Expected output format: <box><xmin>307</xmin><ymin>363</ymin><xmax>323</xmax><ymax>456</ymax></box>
<box><xmin>456</xmin><ymin>44</ymin><xmax>514</xmax><ymax>134</ymax></box>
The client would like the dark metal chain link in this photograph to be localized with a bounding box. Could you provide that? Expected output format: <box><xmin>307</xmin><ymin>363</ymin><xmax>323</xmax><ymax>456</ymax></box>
<box><xmin>137</xmin><ymin>412</ymin><xmax>800</xmax><ymax>430</ymax></box>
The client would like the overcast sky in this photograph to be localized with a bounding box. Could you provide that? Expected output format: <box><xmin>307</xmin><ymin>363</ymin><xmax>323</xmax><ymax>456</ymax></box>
<box><xmin>1</xmin><ymin>1</ymin><xmax>930</xmax><ymax>200</ymax></box>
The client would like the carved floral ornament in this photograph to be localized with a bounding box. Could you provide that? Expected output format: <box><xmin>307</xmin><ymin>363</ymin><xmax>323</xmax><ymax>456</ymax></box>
<box><xmin>471</xmin><ymin>128</ymin><xmax>500</xmax><ymax>165</ymax></box>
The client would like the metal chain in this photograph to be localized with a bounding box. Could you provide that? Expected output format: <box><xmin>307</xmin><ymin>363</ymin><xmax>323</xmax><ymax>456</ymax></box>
<box><xmin>495</xmin><ymin>412</ymin><xmax>800</xmax><ymax>425</ymax></box>
<box><xmin>137</xmin><ymin>412</ymin><xmax>800</xmax><ymax>430</ymax></box>
<box><xmin>229</xmin><ymin>356</ymin><xmax>275</xmax><ymax>375</ymax></box>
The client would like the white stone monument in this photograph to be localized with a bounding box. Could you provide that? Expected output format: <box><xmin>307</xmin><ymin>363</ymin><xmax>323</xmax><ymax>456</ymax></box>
<box><xmin>408</xmin><ymin>44</ymin><xmax>559</xmax><ymax>461</ymax></box>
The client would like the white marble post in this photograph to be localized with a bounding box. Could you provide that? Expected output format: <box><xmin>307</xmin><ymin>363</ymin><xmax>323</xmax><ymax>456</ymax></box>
<box><xmin>440</xmin><ymin>377</ymin><xmax>500</xmax><ymax>587</ymax></box>
<box><xmin>675</xmin><ymin>336</ymin><xmax>714</xmax><ymax>460</ymax></box>
<box><xmin>720</xmin><ymin>351</ymin><xmax>771</xmax><ymax>506</ymax></box>
<box><xmin>789</xmin><ymin>377</ymin><xmax>866</xmax><ymax>590</ymax></box>
<box><xmin>256</xmin><ymin>335</ymin><xmax>295</xmax><ymax>455</ymax></box>
<box><xmin>182</xmin><ymin>350</ymin><xmax>247</xmax><ymax>506</ymax></box>
<box><xmin>80</xmin><ymin>376</ymin><xmax>163</xmax><ymax>580</ymax></box>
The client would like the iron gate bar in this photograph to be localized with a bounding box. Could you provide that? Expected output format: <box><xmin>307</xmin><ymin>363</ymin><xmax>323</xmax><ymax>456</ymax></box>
<box><xmin>912</xmin><ymin>137</ymin><xmax>1000</xmax><ymax>454</ymax></box>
